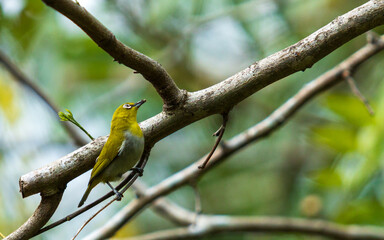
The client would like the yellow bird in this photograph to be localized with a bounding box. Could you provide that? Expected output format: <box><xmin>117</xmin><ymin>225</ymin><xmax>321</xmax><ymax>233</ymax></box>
<box><xmin>78</xmin><ymin>100</ymin><xmax>146</xmax><ymax>207</ymax></box>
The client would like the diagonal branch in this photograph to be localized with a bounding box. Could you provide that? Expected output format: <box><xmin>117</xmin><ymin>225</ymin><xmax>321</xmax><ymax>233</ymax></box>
<box><xmin>134</xmin><ymin>181</ymin><xmax>196</xmax><ymax>226</ymax></box>
<box><xmin>83</xmin><ymin>34</ymin><xmax>384</xmax><ymax>239</ymax></box>
<box><xmin>5</xmin><ymin>191</ymin><xmax>64</xmax><ymax>240</ymax></box>
<box><xmin>41</xmin><ymin>0</ymin><xmax>184</xmax><ymax>110</ymax></box>
<box><xmin>0</xmin><ymin>50</ymin><xmax>86</xmax><ymax>146</ymax></box>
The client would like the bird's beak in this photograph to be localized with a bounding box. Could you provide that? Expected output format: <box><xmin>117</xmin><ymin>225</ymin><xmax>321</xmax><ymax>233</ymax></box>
<box><xmin>134</xmin><ymin>99</ymin><xmax>146</xmax><ymax>108</ymax></box>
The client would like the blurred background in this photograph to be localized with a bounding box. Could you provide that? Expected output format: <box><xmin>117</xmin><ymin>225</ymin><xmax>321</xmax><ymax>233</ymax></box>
<box><xmin>1</xmin><ymin>0</ymin><xmax>384</xmax><ymax>239</ymax></box>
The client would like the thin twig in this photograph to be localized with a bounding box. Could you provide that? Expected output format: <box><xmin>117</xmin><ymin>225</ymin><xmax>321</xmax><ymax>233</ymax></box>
<box><xmin>343</xmin><ymin>70</ymin><xmax>375</xmax><ymax>116</ymax></box>
<box><xmin>72</xmin><ymin>150</ymin><xmax>150</xmax><ymax>239</ymax></box>
<box><xmin>72</xmin><ymin>200</ymin><xmax>114</xmax><ymax>240</ymax></box>
<box><xmin>58</xmin><ymin>109</ymin><xmax>95</xmax><ymax>140</ymax></box>
<box><xmin>34</xmin><ymin>175</ymin><xmax>132</xmax><ymax>236</ymax></box>
<box><xmin>198</xmin><ymin>112</ymin><xmax>229</xmax><ymax>169</ymax></box>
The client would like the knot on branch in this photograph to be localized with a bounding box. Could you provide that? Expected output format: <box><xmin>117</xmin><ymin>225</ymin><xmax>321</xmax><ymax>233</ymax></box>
<box><xmin>96</xmin><ymin>32</ymin><xmax>117</xmax><ymax>49</ymax></box>
<box><xmin>163</xmin><ymin>89</ymin><xmax>189</xmax><ymax>112</ymax></box>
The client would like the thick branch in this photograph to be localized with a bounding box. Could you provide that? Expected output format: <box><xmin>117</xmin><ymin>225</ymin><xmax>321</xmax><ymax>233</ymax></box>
<box><xmin>83</xmin><ymin>35</ymin><xmax>384</xmax><ymax>239</ymax></box>
<box><xmin>124</xmin><ymin>216</ymin><xmax>384</xmax><ymax>240</ymax></box>
<box><xmin>0</xmin><ymin>50</ymin><xmax>86</xmax><ymax>146</ymax></box>
<box><xmin>20</xmin><ymin>137</ymin><xmax>106</xmax><ymax>198</ymax></box>
<box><xmin>5</xmin><ymin>191</ymin><xmax>63</xmax><ymax>240</ymax></box>
<box><xmin>41</xmin><ymin>0</ymin><xmax>184</xmax><ymax>109</ymax></box>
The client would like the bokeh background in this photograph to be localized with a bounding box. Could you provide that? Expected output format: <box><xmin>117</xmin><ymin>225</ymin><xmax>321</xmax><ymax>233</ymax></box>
<box><xmin>1</xmin><ymin>0</ymin><xmax>384</xmax><ymax>239</ymax></box>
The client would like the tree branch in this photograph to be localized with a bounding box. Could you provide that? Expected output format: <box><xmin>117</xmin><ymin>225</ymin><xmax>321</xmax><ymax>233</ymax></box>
<box><xmin>83</xmin><ymin>34</ymin><xmax>384</xmax><ymax>239</ymax></box>
<box><xmin>9</xmin><ymin>2</ymin><xmax>384</xmax><ymax>239</ymax></box>
<box><xmin>0</xmin><ymin>50</ymin><xmax>86</xmax><ymax>146</ymax></box>
<box><xmin>19</xmin><ymin>1</ymin><xmax>384</xmax><ymax>200</ymax></box>
<box><xmin>92</xmin><ymin>181</ymin><xmax>384</xmax><ymax>240</ymax></box>
<box><xmin>41</xmin><ymin>0</ymin><xmax>184</xmax><ymax>109</ymax></box>
<box><xmin>5</xmin><ymin>191</ymin><xmax>64</xmax><ymax>240</ymax></box>
<box><xmin>135</xmin><ymin>181</ymin><xmax>196</xmax><ymax>226</ymax></box>
<box><xmin>29</xmin><ymin>146</ymin><xmax>152</xmax><ymax>238</ymax></box>
<box><xmin>19</xmin><ymin>136</ymin><xmax>107</xmax><ymax>198</ymax></box>
<box><xmin>123</xmin><ymin>216</ymin><xmax>384</xmax><ymax>240</ymax></box>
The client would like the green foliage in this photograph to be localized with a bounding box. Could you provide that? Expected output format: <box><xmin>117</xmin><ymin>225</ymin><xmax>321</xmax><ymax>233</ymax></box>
<box><xmin>307</xmin><ymin>81</ymin><xmax>384</xmax><ymax>225</ymax></box>
<box><xmin>8</xmin><ymin>1</ymin><xmax>45</xmax><ymax>51</ymax></box>
<box><xmin>311</xmin><ymin>124</ymin><xmax>357</xmax><ymax>152</ymax></box>
<box><xmin>335</xmin><ymin>199</ymin><xmax>384</xmax><ymax>225</ymax></box>
<box><xmin>325</xmin><ymin>94</ymin><xmax>374</xmax><ymax>127</ymax></box>
<box><xmin>311</xmin><ymin>168</ymin><xmax>343</xmax><ymax>188</ymax></box>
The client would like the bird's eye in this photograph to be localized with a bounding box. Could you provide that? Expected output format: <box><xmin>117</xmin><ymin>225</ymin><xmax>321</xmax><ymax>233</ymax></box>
<box><xmin>123</xmin><ymin>104</ymin><xmax>132</xmax><ymax>109</ymax></box>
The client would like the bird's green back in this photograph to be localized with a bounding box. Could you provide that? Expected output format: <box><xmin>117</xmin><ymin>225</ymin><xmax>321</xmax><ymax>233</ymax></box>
<box><xmin>89</xmin><ymin>131</ymin><xmax>124</xmax><ymax>185</ymax></box>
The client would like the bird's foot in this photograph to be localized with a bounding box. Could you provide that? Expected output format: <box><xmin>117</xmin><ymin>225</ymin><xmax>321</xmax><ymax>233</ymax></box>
<box><xmin>131</xmin><ymin>167</ymin><xmax>144</xmax><ymax>177</ymax></box>
<box><xmin>114</xmin><ymin>191</ymin><xmax>123</xmax><ymax>201</ymax></box>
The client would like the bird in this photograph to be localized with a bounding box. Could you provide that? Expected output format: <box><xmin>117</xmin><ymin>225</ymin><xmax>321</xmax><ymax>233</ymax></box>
<box><xmin>78</xmin><ymin>99</ymin><xmax>146</xmax><ymax>207</ymax></box>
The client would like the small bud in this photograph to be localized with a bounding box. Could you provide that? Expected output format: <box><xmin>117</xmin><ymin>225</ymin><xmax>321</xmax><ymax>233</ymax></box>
<box><xmin>58</xmin><ymin>111</ymin><xmax>69</xmax><ymax>121</ymax></box>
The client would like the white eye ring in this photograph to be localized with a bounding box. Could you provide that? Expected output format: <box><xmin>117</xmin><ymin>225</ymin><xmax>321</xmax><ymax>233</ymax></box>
<box><xmin>123</xmin><ymin>104</ymin><xmax>132</xmax><ymax>109</ymax></box>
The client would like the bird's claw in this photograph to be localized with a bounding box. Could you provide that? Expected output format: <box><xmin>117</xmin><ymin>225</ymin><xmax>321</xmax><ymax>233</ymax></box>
<box><xmin>115</xmin><ymin>191</ymin><xmax>123</xmax><ymax>201</ymax></box>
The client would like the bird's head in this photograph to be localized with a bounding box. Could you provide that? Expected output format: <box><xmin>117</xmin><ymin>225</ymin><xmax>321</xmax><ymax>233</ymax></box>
<box><xmin>111</xmin><ymin>99</ymin><xmax>146</xmax><ymax>128</ymax></box>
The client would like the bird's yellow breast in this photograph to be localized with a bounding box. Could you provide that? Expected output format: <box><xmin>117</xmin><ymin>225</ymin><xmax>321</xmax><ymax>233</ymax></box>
<box><xmin>127</xmin><ymin>122</ymin><xmax>143</xmax><ymax>138</ymax></box>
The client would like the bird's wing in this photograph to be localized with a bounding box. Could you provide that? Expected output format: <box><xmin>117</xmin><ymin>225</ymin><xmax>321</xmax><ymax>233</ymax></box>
<box><xmin>88</xmin><ymin>132</ymin><xmax>124</xmax><ymax>184</ymax></box>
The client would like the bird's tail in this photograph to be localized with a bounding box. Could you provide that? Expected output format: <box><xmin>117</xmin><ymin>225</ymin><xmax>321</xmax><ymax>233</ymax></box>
<box><xmin>78</xmin><ymin>186</ymin><xmax>92</xmax><ymax>208</ymax></box>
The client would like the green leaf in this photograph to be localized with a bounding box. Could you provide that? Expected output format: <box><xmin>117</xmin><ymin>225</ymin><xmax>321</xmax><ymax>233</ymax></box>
<box><xmin>10</xmin><ymin>1</ymin><xmax>46</xmax><ymax>51</ymax></box>
<box><xmin>335</xmin><ymin>199</ymin><xmax>384</xmax><ymax>224</ymax></box>
<box><xmin>311</xmin><ymin>168</ymin><xmax>343</xmax><ymax>188</ymax></box>
<box><xmin>311</xmin><ymin>124</ymin><xmax>357</xmax><ymax>152</ymax></box>
<box><xmin>325</xmin><ymin>94</ymin><xmax>374</xmax><ymax>127</ymax></box>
